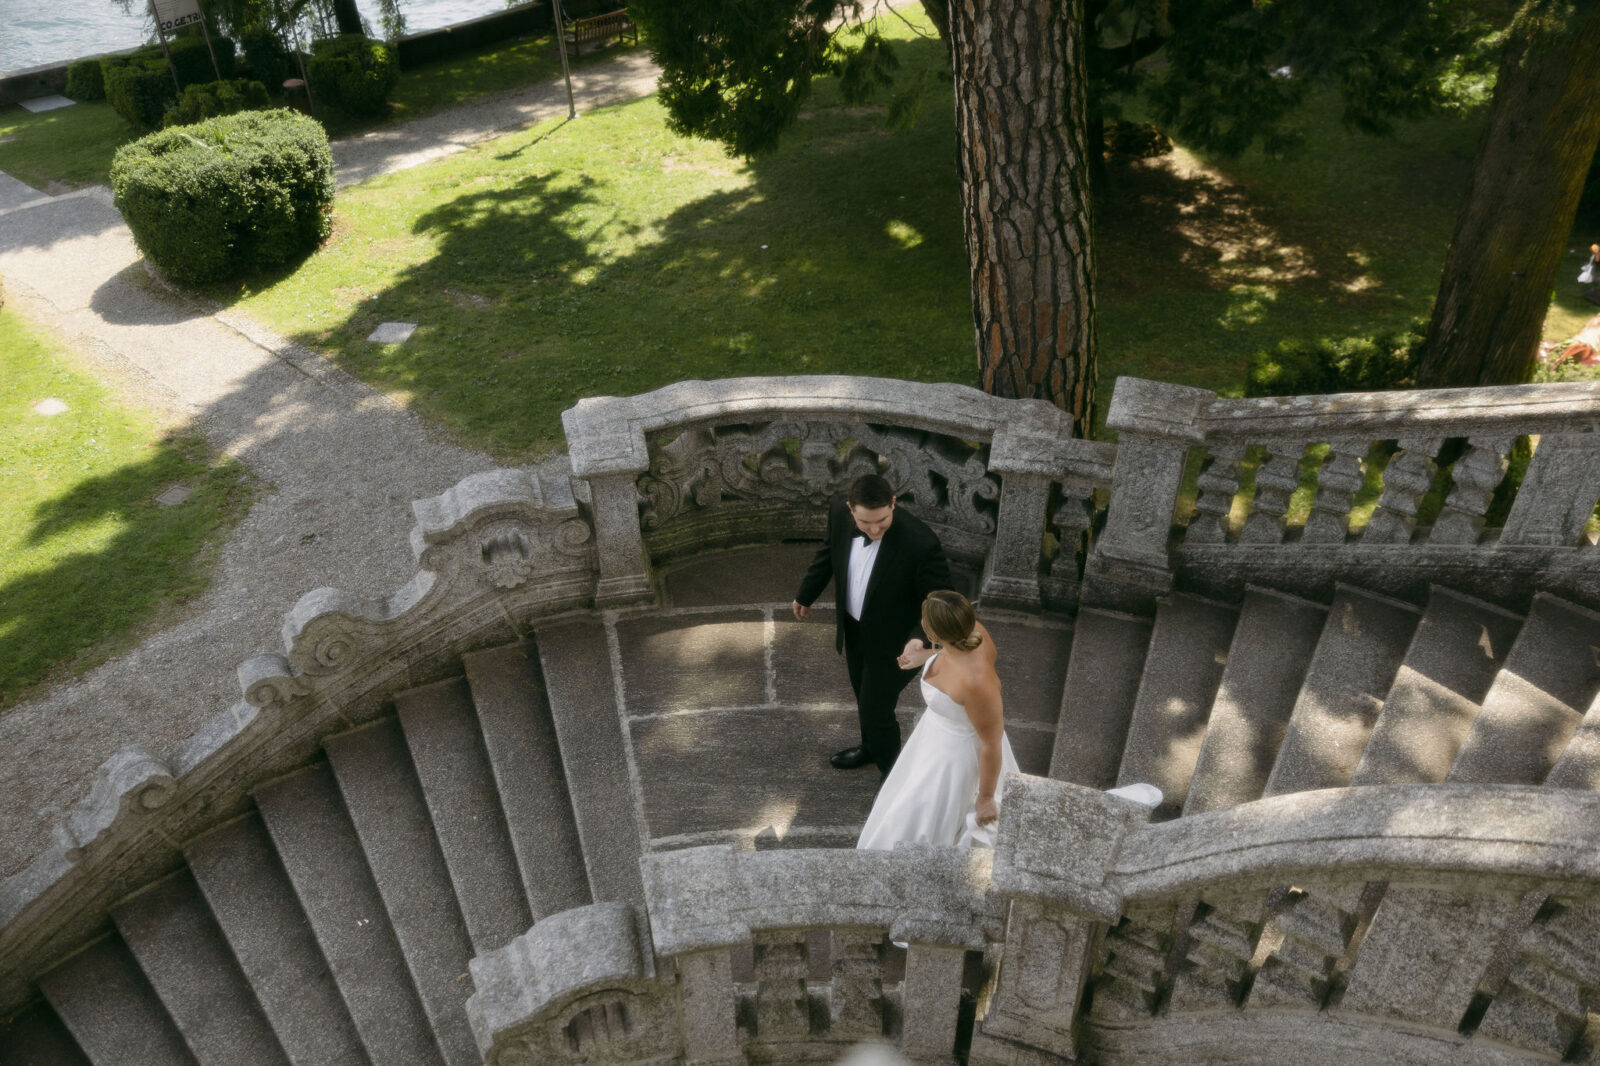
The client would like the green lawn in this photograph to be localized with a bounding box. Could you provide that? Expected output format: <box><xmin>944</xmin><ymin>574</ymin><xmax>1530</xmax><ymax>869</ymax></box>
<box><xmin>0</xmin><ymin>305</ymin><xmax>255</xmax><ymax>712</ymax></box>
<box><xmin>0</xmin><ymin>28</ymin><xmax>634</xmax><ymax>188</ymax></box>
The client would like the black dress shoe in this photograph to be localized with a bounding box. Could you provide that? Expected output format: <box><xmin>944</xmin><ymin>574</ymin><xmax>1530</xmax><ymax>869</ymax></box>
<box><xmin>830</xmin><ymin>746</ymin><xmax>874</xmax><ymax>770</ymax></box>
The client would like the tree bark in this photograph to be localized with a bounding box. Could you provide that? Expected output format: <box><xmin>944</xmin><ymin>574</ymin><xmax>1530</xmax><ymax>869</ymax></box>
<box><xmin>949</xmin><ymin>0</ymin><xmax>1097</xmax><ymax>435</ymax></box>
<box><xmin>1415</xmin><ymin>0</ymin><xmax>1600</xmax><ymax>387</ymax></box>
<box><xmin>331</xmin><ymin>0</ymin><xmax>364</xmax><ymax>35</ymax></box>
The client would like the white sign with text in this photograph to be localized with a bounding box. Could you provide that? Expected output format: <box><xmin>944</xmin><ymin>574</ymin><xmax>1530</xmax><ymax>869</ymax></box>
<box><xmin>149</xmin><ymin>0</ymin><xmax>204</xmax><ymax>33</ymax></box>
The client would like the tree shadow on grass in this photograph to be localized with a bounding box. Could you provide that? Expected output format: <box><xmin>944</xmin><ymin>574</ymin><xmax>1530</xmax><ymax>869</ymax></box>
<box><xmin>0</xmin><ymin>436</ymin><xmax>253</xmax><ymax>709</ymax></box>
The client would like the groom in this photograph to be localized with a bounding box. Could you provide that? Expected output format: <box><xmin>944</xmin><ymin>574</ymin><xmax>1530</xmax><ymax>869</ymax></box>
<box><xmin>792</xmin><ymin>474</ymin><xmax>951</xmax><ymax>775</ymax></box>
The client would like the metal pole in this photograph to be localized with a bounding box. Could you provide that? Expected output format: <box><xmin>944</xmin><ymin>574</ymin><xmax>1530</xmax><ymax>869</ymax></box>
<box><xmin>147</xmin><ymin>0</ymin><xmax>182</xmax><ymax>94</ymax></box>
<box><xmin>551</xmin><ymin>0</ymin><xmax>576</xmax><ymax>119</ymax></box>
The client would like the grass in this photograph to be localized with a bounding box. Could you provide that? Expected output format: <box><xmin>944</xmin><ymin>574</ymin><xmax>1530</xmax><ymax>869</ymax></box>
<box><xmin>206</xmin><ymin>26</ymin><xmax>975</xmax><ymax>460</ymax></box>
<box><xmin>0</xmin><ymin>304</ymin><xmax>256</xmax><ymax>712</ymax></box>
<box><xmin>0</xmin><ymin>28</ymin><xmax>634</xmax><ymax>188</ymax></box>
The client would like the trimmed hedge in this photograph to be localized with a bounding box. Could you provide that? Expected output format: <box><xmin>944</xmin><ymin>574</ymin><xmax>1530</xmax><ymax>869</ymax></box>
<box><xmin>306</xmin><ymin>34</ymin><xmax>399</xmax><ymax>116</ymax></box>
<box><xmin>111</xmin><ymin>109</ymin><xmax>334</xmax><ymax>285</ymax></box>
<box><xmin>101</xmin><ymin>36</ymin><xmax>239</xmax><ymax>131</ymax></box>
<box><xmin>65</xmin><ymin>58</ymin><xmax>106</xmax><ymax>102</ymax></box>
<box><xmin>164</xmin><ymin>79</ymin><xmax>271</xmax><ymax>127</ymax></box>
<box><xmin>1245</xmin><ymin>320</ymin><xmax>1426</xmax><ymax>398</ymax></box>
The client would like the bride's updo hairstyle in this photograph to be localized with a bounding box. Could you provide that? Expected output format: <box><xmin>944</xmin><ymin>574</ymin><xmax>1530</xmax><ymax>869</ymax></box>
<box><xmin>922</xmin><ymin>590</ymin><xmax>983</xmax><ymax>651</ymax></box>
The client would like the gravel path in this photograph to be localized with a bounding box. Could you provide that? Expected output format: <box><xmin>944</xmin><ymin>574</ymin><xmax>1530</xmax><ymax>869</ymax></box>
<box><xmin>0</xmin><ymin>47</ymin><xmax>661</xmax><ymax>878</ymax></box>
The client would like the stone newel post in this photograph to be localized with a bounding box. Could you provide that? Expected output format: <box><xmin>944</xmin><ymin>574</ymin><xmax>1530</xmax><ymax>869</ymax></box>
<box><xmin>1083</xmin><ymin>378</ymin><xmax>1214</xmax><ymax>613</ymax></box>
<box><xmin>563</xmin><ymin>398</ymin><xmax>657</xmax><ymax>608</ymax></box>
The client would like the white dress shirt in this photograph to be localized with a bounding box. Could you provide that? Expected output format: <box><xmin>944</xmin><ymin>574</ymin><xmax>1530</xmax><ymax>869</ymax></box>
<box><xmin>846</xmin><ymin>534</ymin><xmax>882</xmax><ymax>620</ymax></box>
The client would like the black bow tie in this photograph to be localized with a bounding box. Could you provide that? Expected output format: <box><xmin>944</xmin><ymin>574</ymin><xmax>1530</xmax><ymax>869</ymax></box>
<box><xmin>853</xmin><ymin>531</ymin><xmax>870</xmax><ymax>542</ymax></box>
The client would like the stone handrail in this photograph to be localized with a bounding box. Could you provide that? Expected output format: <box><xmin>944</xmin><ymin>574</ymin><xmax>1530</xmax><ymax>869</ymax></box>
<box><xmin>561</xmin><ymin>376</ymin><xmax>1107</xmax><ymax>610</ymax></box>
<box><xmin>1086</xmin><ymin>377</ymin><xmax>1600</xmax><ymax>611</ymax></box>
<box><xmin>466</xmin><ymin>845</ymin><xmax>1004</xmax><ymax>1065</ymax></box>
<box><xmin>979</xmin><ymin>775</ymin><xmax>1600</xmax><ymax>1064</ymax></box>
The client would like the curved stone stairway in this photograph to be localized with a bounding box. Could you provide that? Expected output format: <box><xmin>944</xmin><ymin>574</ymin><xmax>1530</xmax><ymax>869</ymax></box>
<box><xmin>3</xmin><ymin>545</ymin><xmax>1599</xmax><ymax>1066</ymax></box>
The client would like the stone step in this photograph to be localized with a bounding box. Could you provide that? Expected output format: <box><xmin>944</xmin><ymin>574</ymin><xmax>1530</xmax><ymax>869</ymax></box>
<box><xmin>254</xmin><ymin>764</ymin><xmax>445</xmax><ymax>1066</ymax></box>
<box><xmin>461</xmin><ymin>643</ymin><xmax>593</xmax><ymax>922</ymax></box>
<box><xmin>1183</xmin><ymin>587</ymin><xmax>1328</xmax><ymax>815</ymax></box>
<box><xmin>1049</xmin><ymin>608</ymin><xmax>1154</xmax><ymax>789</ymax></box>
<box><xmin>1263</xmin><ymin>585</ymin><xmax>1423</xmax><ymax>797</ymax></box>
<box><xmin>1350</xmin><ymin>586</ymin><xmax>1525</xmax><ymax>785</ymax></box>
<box><xmin>110</xmin><ymin>870</ymin><xmax>290</xmax><ymax>1066</ymax></box>
<box><xmin>392</xmin><ymin>675</ymin><xmax>536</xmax><ymax>949</ymax></box>
<box><xmin>37</xmin><ymin>937</ymin><xmax>194</xmax><ymax>1066</ymax></box>
<box><xmin>184</xmin><ymin>814</ymin><xmax>371</xmax><ymax>1066</ymax></box>
<box><xmin>0</xmin><ymin>999</ymin><xmax>92</xmax><ymax>1065</ymax></box>
<box><xmin>535</xmin><ymin>620</ymin><xmax>646</xmax><ymax>907</ymax></box>
<box><xmin>663</xmin><ymin>544</ymin><xmax>822</xmax><ymax>607</ymax></box>
<box><xmin>1546</xmin><ymin>689</ymin><xmax>1600</xmax><ymax>790</ymax></box>
<box><xmin>1447</xmin><ymin>594</ymin><xmax>1600</xmax><ymax>784</ymax></box>
<box><xmin>1114</xmin><ymin>592</ymin><xmax>1240</xmax><ymax>820</ymax></box>
<box><xmin>324</xmin><ymin>720</ymin><xmax>479</xmax><ymax>1066</ymax></box>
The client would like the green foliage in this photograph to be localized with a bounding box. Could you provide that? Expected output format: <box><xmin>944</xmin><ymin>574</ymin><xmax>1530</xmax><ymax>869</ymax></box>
<box><xmin>163</xmin><ymin>79</ymin><xmax>272</xmax><ymax>127</ymax></box>
<box><xmin>307</xmin><ymin>34</ymin><xmax>400</xmax><ymax>116</ymax></box>
<box><xmin>1104</xmin><ymin>119</ymin><xmax>1171</xmax><ymax>159</ymax></box>
<box><xmin>110</xmin><ymin>109</ymin><xmax>334</xmax><ymax>284</ymax></box>
<box><xmin>65</xmin><ymin>58</ymin><xmax>106</xmax><ymax>102</ymax></box>
<box><xmin>1245</xmin><ymin>321</ymin><xmax>1426</xmax><ymax>397</ymax></box>
<box><xmin>629</xmin><ymin>0</ymin><xmax>854</xmax><ymax>156</ymax></box>
<box><xmin>101</xmin><ymin>37</ymin><xmax>240</xmax><ymax>131</ymax></box>
<box><xmin>239</xmin><ymin>29</ymin><xmax>296</xmax><ymax>90</ymax></box>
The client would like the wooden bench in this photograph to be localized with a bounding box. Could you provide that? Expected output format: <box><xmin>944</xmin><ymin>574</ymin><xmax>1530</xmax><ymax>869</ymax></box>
<box><xmin>562</xmin><ymin>9</ymin><xmax>638</xmax><ymax>58</ymax></box>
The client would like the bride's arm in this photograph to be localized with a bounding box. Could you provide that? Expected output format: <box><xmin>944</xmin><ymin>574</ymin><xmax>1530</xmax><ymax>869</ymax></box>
<box><xmin>965</xmin><ymin>676</ymin><xmax>1005</xmax><ymax>824</ymax></box>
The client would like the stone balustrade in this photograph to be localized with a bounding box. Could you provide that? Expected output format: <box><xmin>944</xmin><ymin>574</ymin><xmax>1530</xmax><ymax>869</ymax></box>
<box><xmin>561</xmin><ymin>375</ymin><xmax>1104</xmax><ymax>610</ymax></box>
<box><xmin>461</xmin><ymin>778</ymin><xmax>1600</xmax><ymax>1065</ymax></box>
<box><xmin>1085</xmin><ymin>377</ymin><xmax>1600</xmax><ymax>611</ymax></box>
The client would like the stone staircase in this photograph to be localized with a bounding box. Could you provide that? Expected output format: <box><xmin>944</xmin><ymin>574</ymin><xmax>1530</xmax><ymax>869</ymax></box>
<box><xmin>5</xmin><ymin>562</ymin><xmax>1598</xmax><ymax>1065</ymax></box>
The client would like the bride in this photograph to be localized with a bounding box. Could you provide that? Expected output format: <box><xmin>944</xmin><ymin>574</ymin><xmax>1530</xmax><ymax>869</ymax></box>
<box><xmin>857</xmin><ymin>590</ymin><xmax>1018</xmax><ymax>850</ymax></box>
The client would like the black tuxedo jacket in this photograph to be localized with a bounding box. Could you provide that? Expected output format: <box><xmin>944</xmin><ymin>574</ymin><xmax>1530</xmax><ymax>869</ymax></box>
<box><xmin>795</xmin><ymin>497</ymin><xmax>952</xmax><ymax>659</ymax></box>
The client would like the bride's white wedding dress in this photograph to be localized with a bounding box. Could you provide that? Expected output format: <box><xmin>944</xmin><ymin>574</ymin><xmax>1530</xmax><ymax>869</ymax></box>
<box><xmin>856</xmin><ymin>653</ymin><xmax>1019</xmax><ymax>851</ymax></box>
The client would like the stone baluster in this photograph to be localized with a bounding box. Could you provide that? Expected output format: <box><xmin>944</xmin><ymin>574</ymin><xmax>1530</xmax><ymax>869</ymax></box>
<box><xmin>586</xmin><ymin>471</ymin><xmax>656</xmax><ymax>607</ymax></box>
<box><xmin>1301</xmin><ymin>440</ymin><xmax>1370</xmax><ymax>544</ymax></box>
<box><xmin>751</xmin><ymin>930</ymin><xmax>812</xmax><ymax>1039</ymax></box>
<box><xmin>1084</xmin><ymin>379</ymin><xmax>1215</xmax><ymax>613</ymax></box>
<box><xmin>1042</xmin><ymin>479</ymin><xmax>1100</xmax><ymax>607</ymax></box>
<box><xmin>1248</xmin><ymin>881</ymin><xmax>1367</xmax><ymax>1009</ymax></box>
<box><xmin>1362</xmin><ymin>437</ymin><xmax>1443</xmax><ymax>544</ymax></box>
<box><xmin>1186</xmin><ymin>441</ymin><xmax>1247</xmax><ymax>545</ymax></box>
<box><xmin>1088</xmin><ymin>901</ymin><xmax>1180</xmax><ymax>1022</ymax></box>
<box><xmin>1240</xmin><ymin>445</ymin><xmax>1305</xmax><ymax>544</ymax></box>
<box><xmin>1428</xmin><ymin>435</ymin><xmax>1514</xmax><ymax>545</ymax></box>
<box><xmin>899</xmin><ymin>943</ymin><xmax>967</xmax><ymax>1062</ymax></box>
<box><xmin>1473</xmin><ymin>897</ymin><xmax>1600</xmax><ymax>1058</ymax></box>
<box><xmin>1165</xmin><ymin>891</ymin><xmax>1269</xmax><ymax>1012</ymax></box>
<box><xmin>980</xmin><ymin>470</ymin><xmax>1054</xmax><ymax>611</ymax></box>
<box><xmin>678</xmin><ymin>949</ymin><xmax>741</xmax><ymax>1065</ymax></box>
<box><xmin>1500</xmin><ymin>432</ymin><xmax>1600</xmax><ymax>547</ymax></box>
<box><xmin>829</xmin><ymin>929</ymin><xmax>887</xmax><ymax>1040</ymax></box>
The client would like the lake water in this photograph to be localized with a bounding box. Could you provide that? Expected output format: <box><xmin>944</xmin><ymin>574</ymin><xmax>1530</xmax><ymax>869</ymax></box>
<box><xmin>0</xmin><ymin>0</ymin><xmax>515</xmax><ymax>77</ymax></box>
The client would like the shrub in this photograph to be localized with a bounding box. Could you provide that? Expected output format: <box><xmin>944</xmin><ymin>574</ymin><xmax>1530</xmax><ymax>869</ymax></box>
<box><xmin>111</xmin><ymin>109</ymin><xmax>334</xmax><ymax>285</ymax></box>
<box><xmin>307</xmin><ymin>34</ymin><xmax>399</xmax><ymax>116</ymax></box>
<box><xmin>1105</xmin><ymin>120</ymin><xmax>1173</xmax><ymax>160</ymax></box>
<box><xmin>240</xmin><ymin>30</ymin><xmax>294</xmax><ymax>91</ymax></box>
<box><xmin>65</xmin><ymin>58</ymin><xmax>106</xmax><ymax>102</ymax></box>
<box><xmin>1245</xmin><ymin>320</ymin><xmax>1426</xmax><ymax>397</ymax></box>
<box><xmin>164</xmin><ymin>79</ymin><xmax>271</xmax><ymax>127</ymax></box>
<box><xmin>105</xmin><ymin>60</ymin><xmax>177</xmax><ymax>132</ymax></box>
<box><xmin>100</xmin><ymin>37</ymin><xmax>239</xmax><ymax>131</ymax></box>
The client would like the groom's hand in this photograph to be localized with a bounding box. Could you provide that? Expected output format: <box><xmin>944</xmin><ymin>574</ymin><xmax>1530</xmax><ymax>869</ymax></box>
<box><xmin>792</xmin><ymin>600</ymin><xmax>812</xmax><ymax>621</ymax></box>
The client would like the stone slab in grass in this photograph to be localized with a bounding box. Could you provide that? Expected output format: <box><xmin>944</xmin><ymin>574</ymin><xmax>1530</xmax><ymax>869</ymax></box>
<box><xmin>367</xmin><ymin>321</ymin><xmax>417</xmax><ymax>344</ymax></box>
<box><xmin>32</xmin><ymin>397</ymin><xmax>67</xmax><ymax>415</ymax></box>
<box><xmin>616</xmin><ymin>609</ymin><xmax>768</xmax><ymax>714</ymax></box>
<box><xmin>155</xmin><ymin>484</ymin><xmax>194</xmax><ymax>507</ymax></box>
<box><xmin>629</xmin><ymin>705</ymin><xmax>881</xmax><ymax>841</ymax></box>
<box><xmin>18</xmin><ymin>95</ymin><xmax>74</xmax><ymax>113</ymax></box>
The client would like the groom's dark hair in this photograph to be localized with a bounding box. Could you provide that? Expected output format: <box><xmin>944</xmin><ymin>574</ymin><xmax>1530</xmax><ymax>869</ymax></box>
<box><xmin>847</xmin><ymin>474</ymin><xmax>895</xmax><ymax>510</ymax></box>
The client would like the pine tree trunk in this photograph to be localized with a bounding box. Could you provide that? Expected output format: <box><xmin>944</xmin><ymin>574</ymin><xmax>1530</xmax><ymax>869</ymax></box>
<box><xmin>332</xmin><ymin>0</ymin><xmax>365</xmax><ymax>36</ymax></box>
<box><xmin>1415</xmin><ymin>0</ymin><xmax>1600</xmax><ymax>387</ymax></box>
<box><xmin>949</xmin><ymin>0</ymin><xmax>1098</xmax><ymax>435</ymax></box>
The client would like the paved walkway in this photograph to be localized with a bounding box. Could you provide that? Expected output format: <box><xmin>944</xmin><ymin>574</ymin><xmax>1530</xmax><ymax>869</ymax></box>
<box><xmin>0</xmin><ymin>48</ymin><xmax>661</xmax><ymax>878</ymax></box>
